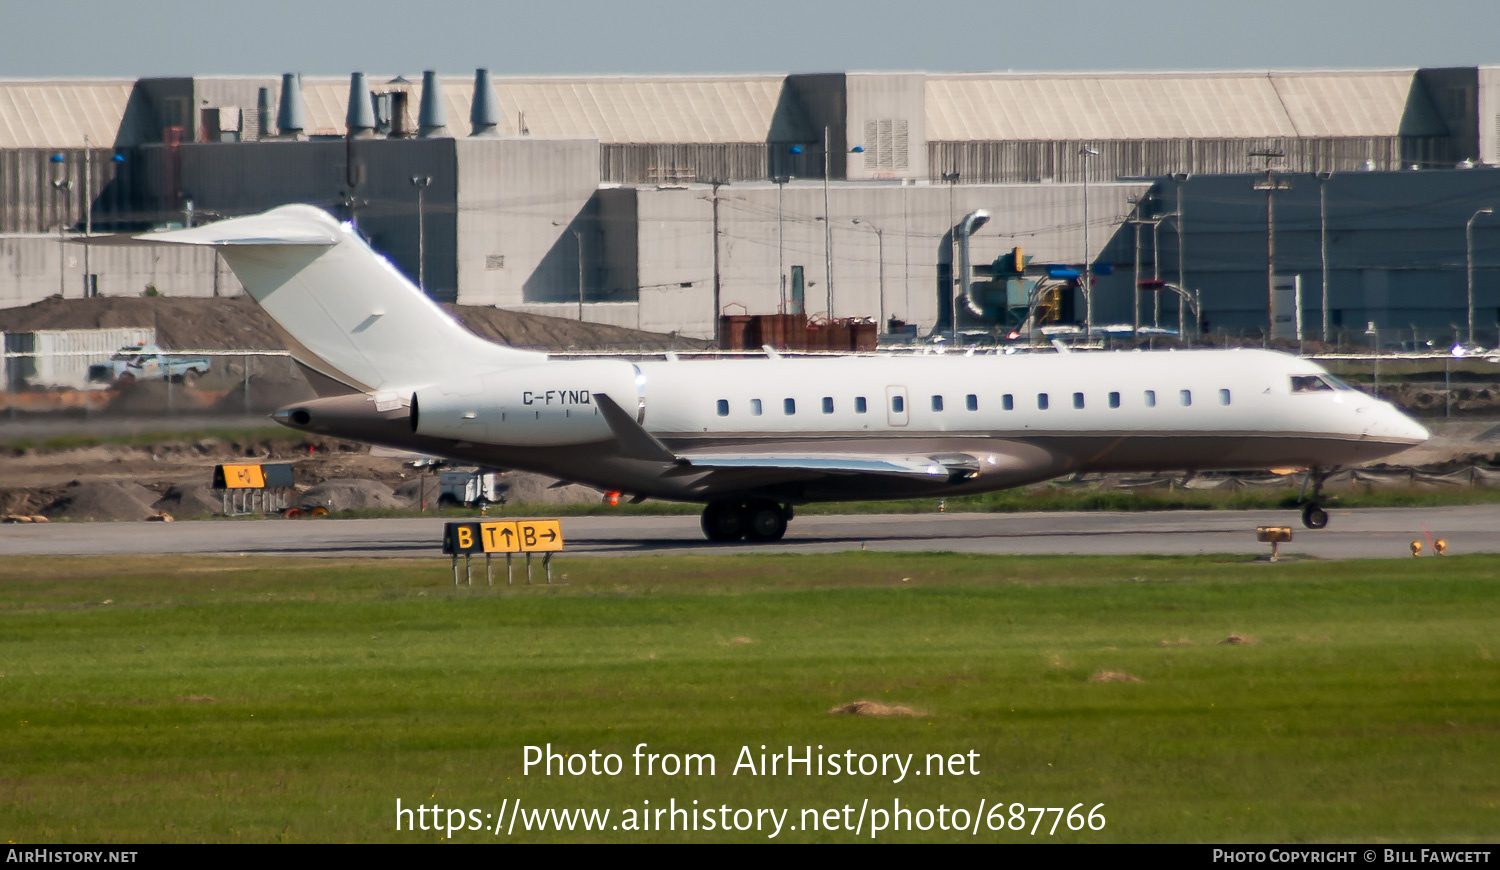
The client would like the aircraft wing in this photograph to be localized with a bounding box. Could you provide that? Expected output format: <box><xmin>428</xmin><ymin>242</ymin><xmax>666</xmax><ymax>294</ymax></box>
<box><xmin>592</xmin><ymin>393</ymin><xmax>980</xmax><ymax>483</ymax></box>
<box><xmin>674</xmin><ymin>453</ymin><xmax>979</xmax><ymax>482</ymax></box>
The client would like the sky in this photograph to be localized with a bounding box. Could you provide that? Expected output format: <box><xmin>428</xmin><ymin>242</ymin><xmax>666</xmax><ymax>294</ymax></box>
<box><xmin>2</xmin><ymin>0</ymin><xmax>1498</xmax><ymax>78</ymax></box>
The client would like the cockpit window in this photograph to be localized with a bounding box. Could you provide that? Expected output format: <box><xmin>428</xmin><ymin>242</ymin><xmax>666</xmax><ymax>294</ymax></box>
<box><xmin>1291</xmin><ymin>375</ymin><xmax>1336</xmax><ymax>393</ymax></box>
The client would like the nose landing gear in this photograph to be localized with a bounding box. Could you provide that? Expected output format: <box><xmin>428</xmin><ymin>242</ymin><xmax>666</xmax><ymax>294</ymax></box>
<box><xmin>700</xmin><ymin>499</ymin><xmax>792</xmax><ymax>542</ymax></box>
<box><xmin>1298</xmin><ymin>466</ymin><xmax>1335</xmax><ymax>530</ymax></box>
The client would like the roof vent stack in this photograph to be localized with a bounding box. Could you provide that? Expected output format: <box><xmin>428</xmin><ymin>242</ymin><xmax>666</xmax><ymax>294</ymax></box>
<box><xmin>470</xmin><ymin>68</ymin><xmax>501</xmax><ymax>137</ymax></box>
<box><xmin>255</xmin><ymin>87</ymin><xmax>272</xmax><ymax>140</ymax></box>
<box><xmin>418</xmin><ymin>70</ymin><xmax>450</xmax><ymax>139</ymax></box>
<box><xmin>346</xmin><ymin>72</ymin><xmax>376</xmax><ymax>138</ymax></box>
<box><xmin>276</xmin><ymin>73</ymin><xmax>306</xmax><ymax>139</ymax></box>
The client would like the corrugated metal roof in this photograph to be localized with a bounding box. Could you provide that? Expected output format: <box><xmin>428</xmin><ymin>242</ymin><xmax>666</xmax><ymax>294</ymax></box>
<box><xmin>925</xmin><ymin>71</ymin><xmax>1445</xmax><ymax>141</ymax></box>
<box><xmin>0</xmin><ymin>70</ymin><xmax>1453</xmax><ymax>149</ymax></box>
<box><xmin>0</xmin><ymin>80</ymin><xmax>145</xmax><ymax>149</ymax></box>
<box><xmin>299</xmin><ymin>75</ymin><xmax>796</xmax><ymax>143</ymax></box>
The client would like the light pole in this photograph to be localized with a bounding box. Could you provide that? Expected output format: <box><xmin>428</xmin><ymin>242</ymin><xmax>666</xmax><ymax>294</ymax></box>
<box><xmin>1317</xmin><ymin>172</ymin><xmax>1333</xmax><ymax>342</ymax></box>
<box><xmin>1080</xmin><ymin>146</ymin><xmax>1099</xmax><ymax>342</ymax></box>
<box><xmin>1171</xmin><ymin>173</ymin><xmax>1189</xmax><ymax>338</ymax></box>
<box><xmin>822</xmin><ymin>126</ymin><xmax>834</xmax><ymax>319</ymax></box>
<box><xmin>774</xmin><ymin>175</ymin><xmax>790</xmax><ymax>312</ymax></box>
<box><xmin>49</xmin><ymin>153</ymin><xmax>71</xmax><ymax>299</ymax></box>
<box><xmin>410</xmin><ymin>175</ymin><xmax>431</xmax><ymax>291</ymax></box>
<box><xmin>1466</xmin><ymin>207</ymin><xmax>1493</xmax><ymax>344</ymax></box>
<box><xmin>1251</xmin><ymin>151</ymin><xmax>1291</xmax><ymax>339</ymax></box>
<box><xmin>851</xmin><ymin>219</ymin><xmax>885</xmax><ymax>329</ymax></box>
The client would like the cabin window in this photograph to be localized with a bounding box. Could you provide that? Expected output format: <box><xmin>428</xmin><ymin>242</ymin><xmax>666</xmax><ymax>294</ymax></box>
<box><xmin>1180</xmin><ymin>389</ymin><xmax>1192</xmax><ymax>407</ymax></box>
<box><xmin>1037</xmin><ymin>393</ymin><xmax>1050</xmax><ymax>410</ymax></box>
<box><xmin>822</xmin><ymin>396</ymin><xmax>834</xmax><ymax>414</ymax></box>
<box><xmin>855</xmin><ymin>396</ymin><xmax>868</xmax><ymax>414</ymax></box>
<box><xmin>1219</xmin><ymin>388</ymin><xmax>1231</xmax><ymax>405</ymax></box>
<box><xmin>716</xmin><ymin>399</ymin><xmax>728</xmax><ymax>417</ymax></box>
<box><xmin>783</xmin><ymin>398</ymin><xmax>796</xmax><ymax>415</ymax></box>
<box><xmin>966</xmin><ymin>394</ymin><xmax>978</xmax><ymax>411</ymax></box>
<box><xmin>750</xmin><ymin>398</ymin><xmax>762</xmax><ymax>416</ymax></box>
<box><xmin>1108</xmin><ymin>391</ymin><xmax>1121</xmax><ymax>408</ymax></box>
<box><xmin>1002</xmin><ymin>394</ymin><xmax>1014</xmax><ymax>411</ymax></box>
<box><xmin>1072</xmin><ymin>392</ymin><xmax>1085</xmax><ymax>409</ymax></box>
<box><xmin>892</xmin><ymin>395</ymin><xmax>905</xmax><ymax>413</ymax></box>
<box><xmin>1144</xmin><ymin>390</ymin><xmax>1156</xmax><ymax>407</ymax></box>
<box><xmin>932</xmin><ymin>395</ymin><xmax>944</xmax><ymax>412</ymax></box>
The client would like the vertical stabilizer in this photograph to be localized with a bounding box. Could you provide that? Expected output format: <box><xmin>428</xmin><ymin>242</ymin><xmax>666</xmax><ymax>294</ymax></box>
<box><xmin>134</xmin><ymin>205</ymin><xmax>544</xmax><ymax>392</ymax></box>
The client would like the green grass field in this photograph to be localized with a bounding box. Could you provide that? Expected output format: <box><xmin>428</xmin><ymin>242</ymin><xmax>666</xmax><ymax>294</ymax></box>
<box><xmin>3</xmin><ymin>553</ymin><xmax>1498</xmax><ymax>843</ymax></box>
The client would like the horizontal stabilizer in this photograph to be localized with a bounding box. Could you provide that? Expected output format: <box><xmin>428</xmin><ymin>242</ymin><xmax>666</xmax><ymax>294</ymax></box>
<box><xmin>106</xmin><ymin>204</ymin><xmax>544</xmax><ymax>393</ymax></box>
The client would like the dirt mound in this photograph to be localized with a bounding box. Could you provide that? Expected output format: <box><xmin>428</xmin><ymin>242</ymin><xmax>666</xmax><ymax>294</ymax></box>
<box><xmin>1219</xmin><ymin>634</ymin><xmax>1259</xmax><ymax>645</ymax></box>
<box><xmin>0</xmin><ymin>297</ymin><xmax>284</xmax><ymax>349</ymax></box>
<box><xmin>297</xmin><ymin>478</ymin><xmax>403</xmax><ymax>512</ymax></box>
<box><xmin>0</xmin><ymin>296</ymin><xmax>713</xmax><ymax>353</ymax></box>
<box><xmin>828</xmin><ymin>700</ymin><xmax>924</xmax><ymax>718</ymax></box>
<box><xmin>499</xmin><ymin>472</ymin><xmax>602</xmax><ymax>505</ymax></box>
<box><xmin>1088</xmin><ymin>670</ymin><xmax>1144</xmax><ymax>683</ymax></box>
<box><xmin>151</xmin><ymin>481</ymin><xmax>223</xmax><ymax>518</ymax></box>
<box><xmin>44</xmin><ymin>480</ymin><xmax>162</xmax><ymax>521</ymax></box>
<box><xmin>449</xmin><ymin>305</ymin><xmax>713</xmax><ymax>352</ymax></box>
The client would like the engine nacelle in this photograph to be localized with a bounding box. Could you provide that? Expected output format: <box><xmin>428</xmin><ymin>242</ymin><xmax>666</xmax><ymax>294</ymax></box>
<box><xmin>409</xmin><ymin>359</ymin><xmax>641</xmax><ymax>446</ymax></box>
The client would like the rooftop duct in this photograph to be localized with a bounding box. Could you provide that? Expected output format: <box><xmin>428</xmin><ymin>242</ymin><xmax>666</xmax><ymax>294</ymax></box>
<box><xmin>256</xmin><ymin>87</ymin><xmax>272</xmax><ymax>140</ymax></box>
<box><xmin>346</xmin><ymin>72</ymin><xmax>375</xmax><ymax>138</ymax></box>
<box><xmin>276</xmin><ymin>73</ymin><xmax>306</xmax><ymax>139</ymax></box>
<box><xmin>470</xmin><ymin>68</ymin><xmax>500</xmax><ymax>137</ymax></box>
<box><xmin>417</xmin><ymin>70</ymin><xmax>450</xmax><ymax>138</ymax></box>
<box><xmin>958</xmin><ymin>209</ymin><xmax>990</xmax><ymax>317</ymax></box>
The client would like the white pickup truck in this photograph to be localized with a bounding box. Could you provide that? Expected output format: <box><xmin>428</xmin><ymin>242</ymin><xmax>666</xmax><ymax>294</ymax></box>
<box><xmin>88</xmin><ymin>344</ymin><xmax>212</xmax><ymax>386</ymax></box>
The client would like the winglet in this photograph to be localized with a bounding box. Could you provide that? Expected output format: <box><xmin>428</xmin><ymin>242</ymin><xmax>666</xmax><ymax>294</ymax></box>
<box><xmin>593</xmin><ymin>393</ymin><xmax>678</xmax><ymax>462</ymax></box>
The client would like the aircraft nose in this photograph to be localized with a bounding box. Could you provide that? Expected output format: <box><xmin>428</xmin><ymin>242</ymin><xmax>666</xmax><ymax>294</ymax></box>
<box><xmin>1364</xmin><ymin>403</ymin><xmax>1429</xmax><ymax>445</ymax></box>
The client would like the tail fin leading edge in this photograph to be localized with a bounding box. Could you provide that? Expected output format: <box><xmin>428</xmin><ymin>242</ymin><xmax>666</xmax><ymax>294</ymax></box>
<box><xmin>138</xmin><ymin>204</ymin><xmax>543</xmax><ymax>393</ymax></box>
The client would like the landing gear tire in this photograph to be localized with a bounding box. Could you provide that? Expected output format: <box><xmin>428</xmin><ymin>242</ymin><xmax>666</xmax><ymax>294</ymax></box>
<box><xmin>743</xmin><ymin>500</ymin><xmax>788</xmax><ymax>542</ymax></box>
<box><xmin>701</xmin><ymin>501</ymin><xmax>746</xmax><ymax>542</ymax></box>
<box><xmin>1301</xmin><ymin>503</ymin><xmax>1329</xmax><ymax>530</ymax></box>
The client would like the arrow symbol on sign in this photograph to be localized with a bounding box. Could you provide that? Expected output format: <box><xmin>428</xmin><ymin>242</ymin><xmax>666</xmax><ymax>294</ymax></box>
<box><xmin>541</xmin><ymin>529</ymin><xmax>557</xmax><ymax>542</ymax></box>
<box><xmin>501</xmin><ymin>528</ymin><xmax>514</xmax><ymax>544</ymax></box>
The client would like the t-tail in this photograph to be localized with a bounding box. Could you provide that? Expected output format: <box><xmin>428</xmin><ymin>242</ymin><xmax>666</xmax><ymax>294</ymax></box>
<box><xmin>136</xmin><ymin>204</ymin><xmax>545</xmax><ymax>395</ymax></box>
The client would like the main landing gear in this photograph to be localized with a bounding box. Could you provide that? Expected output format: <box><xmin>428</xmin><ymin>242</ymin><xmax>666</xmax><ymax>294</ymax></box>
<box><xmin>1298</xmin><ymin>466</ymin><xmax>1335</xmax><ymax>530</ymax></box>
<box><xmin>700</xmin><ymin>499</ymin><xmax>794</xmax><ymax>543</ymax></box>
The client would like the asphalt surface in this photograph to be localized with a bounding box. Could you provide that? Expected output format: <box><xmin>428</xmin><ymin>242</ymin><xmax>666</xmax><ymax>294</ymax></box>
<box><xmin>3</xmin><ymin>505</ymin><xmax>1496</xmax><ymax>560</ymax></box>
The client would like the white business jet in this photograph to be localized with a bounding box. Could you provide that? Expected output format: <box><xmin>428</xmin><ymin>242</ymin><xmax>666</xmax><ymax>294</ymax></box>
<box><xmin>135</xmin><ymin>205</ymin><xmax>1428</xmax><ymax>542</ymax></box>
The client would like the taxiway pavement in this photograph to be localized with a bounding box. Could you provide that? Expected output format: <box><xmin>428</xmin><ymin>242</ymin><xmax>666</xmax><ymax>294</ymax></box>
<box><xmin>3</xmin><ymin>505</ymin><xmax>1495</xmax><ymax>560</ymax></box>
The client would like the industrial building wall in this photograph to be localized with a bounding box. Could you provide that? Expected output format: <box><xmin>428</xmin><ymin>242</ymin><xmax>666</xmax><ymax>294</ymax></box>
<box><xmin>1113</xmin><ymin>169</ymin><xmax>1500</xmax><ymax>340</ymax></box>
<box><xmin>454</xmin><ymin>137</ymin><xmax>600</xmax><ymax>308</ymax></box>
<box><xmin>154</xmin><ymin>138</ymin><xmax>459</xmax><ymax>299</ymax></box>
<box><xmin>930</xmin><ymin>137</ymin><xmax>1458</xmax><ymax>184</ymax></box>
<box><xmin>0</xmin><ymin>236</ymin><xmax>238</xmax><ymax>308</ymax></box>
<box><xmin>0</xmin><ymin>148</ymin><xmax>139</xmax><ymax>234</ymax></box>
<box><xmin>628</xmin><ymin>180</ymin><xmax>1148</xmax><ymax>338</ymax></box>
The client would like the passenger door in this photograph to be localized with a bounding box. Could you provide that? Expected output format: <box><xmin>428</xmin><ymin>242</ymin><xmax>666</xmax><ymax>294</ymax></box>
<box><xmin>885</xmin><ymin>385</ymin><xmax>909</xmax><ymax>427</ymax></box>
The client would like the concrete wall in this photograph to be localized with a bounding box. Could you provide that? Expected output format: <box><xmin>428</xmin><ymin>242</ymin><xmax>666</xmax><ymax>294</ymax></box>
<box><xmin>845</xmin><ymin>73</ymin><xmax>926</xmax><ymax>182</ymax></box>
<box><xmin>1479</xmin><ymin>67</ymin><xmax>1500</xmax><ymax>166</ymax></box>
<box><xmin>0</xmin><ymin>235</ymin><xmax>237</xmax><ymax>307</ymax></box>
<box><xmin>454</xmin><ymin>137</ymin><xmax>599</xmax><ymax>307</ymax></box>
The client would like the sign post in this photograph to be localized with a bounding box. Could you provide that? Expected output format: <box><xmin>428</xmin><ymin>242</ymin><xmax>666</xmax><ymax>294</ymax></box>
<box><xmin>443</xmin><ymin>520</ymin><xmax>564</xmax><ymax>587</ymax></box>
